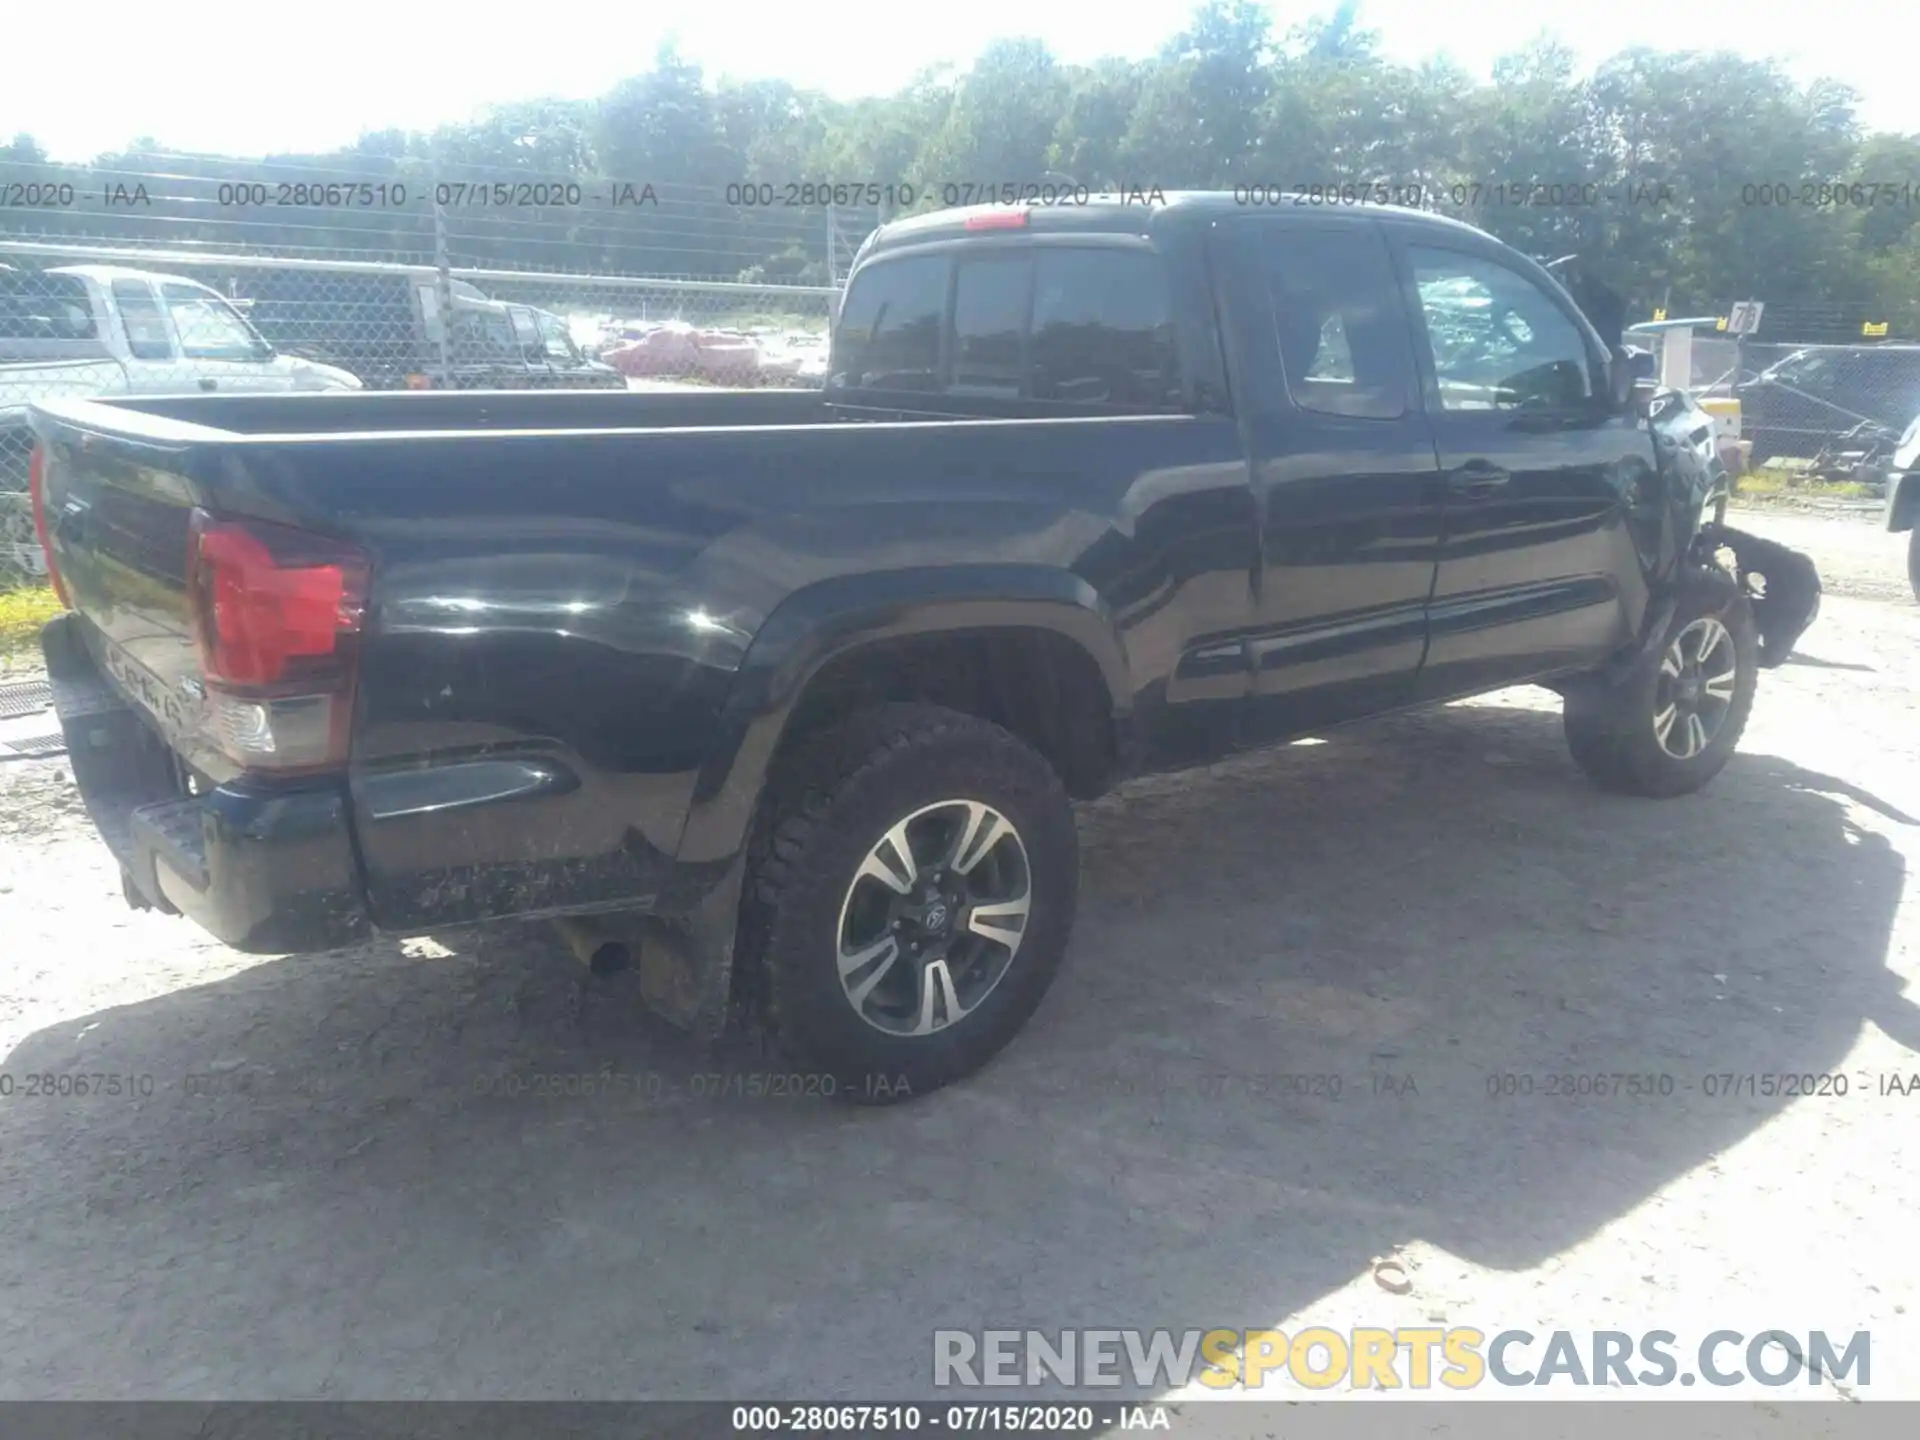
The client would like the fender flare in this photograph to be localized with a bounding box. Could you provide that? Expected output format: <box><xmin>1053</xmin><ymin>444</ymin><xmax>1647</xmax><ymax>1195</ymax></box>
<box><xmin>673</xmin><ymin>564</ymin><xmax>1131</xmax><ymax>865</ymax></box>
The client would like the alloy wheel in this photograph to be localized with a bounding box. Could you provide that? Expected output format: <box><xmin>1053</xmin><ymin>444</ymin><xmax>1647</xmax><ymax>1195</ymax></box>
<box><xmin>1653</xmin><ymin>616</ymin><xmax>1738</xmax><ymax>760</ymax></box>
<box><xmin>834</xmin><ymin>799</ymin><xmax>1032</xmax><ymax>1036</ymax></box>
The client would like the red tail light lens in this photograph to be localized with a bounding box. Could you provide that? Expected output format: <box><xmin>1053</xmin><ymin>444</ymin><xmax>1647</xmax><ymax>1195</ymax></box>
<box><xmin>27</xmin><ymin>443</ymin><xmax>71</xmax><ymax>607</ymax></box>
<box><xmin>188</xmin><ymin>511</ymin><xmax>369</xmax><ymax>771</ymax></box>
<box><xmin>192</xmin><ymin>518</ymin><xmax>365</xmax><ymax>686</ymax></box>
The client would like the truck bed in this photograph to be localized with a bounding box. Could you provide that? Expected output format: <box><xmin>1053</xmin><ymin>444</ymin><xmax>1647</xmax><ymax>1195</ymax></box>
<box><xmin>29</xmin><ymin>384</ymin><xmax>1236</xmax><ymax>954</ymax></box>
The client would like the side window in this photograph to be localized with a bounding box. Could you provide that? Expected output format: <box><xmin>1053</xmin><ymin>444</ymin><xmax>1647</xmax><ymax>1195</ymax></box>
<box><xmin>509</xmin><ymin>308</ymin><xmax>541</xmax><ymax>353</ymax></box>
<box><xmin>950</xmin><ymin>255</ymin><xmax>1030</xmax><ymax>397</ymax></box>
<box><xmin>112</xmin><ymin>280</ymin><xmax>173</xmax><ymax>361</ymax></box>
<box><xmin>1408</xmin><ymin>247</ymin><xmax>1597</xmax><ymax>412</ymax></box>
<box><xmin>1258</xmin><ymin>224</ymin><xmax>1412</xmax><ymax>419</ymax></box>
<box><xmin>1029</xmin><ymin>249</ymin><xmax>1182</xmax><ymax>409</ymax></box>
<box><xmin>451</xmin><ymin>309</ymin><xmax>518</xmax><ymax>363</ymax></box>
<box><xmin>830</xmin><ymin>254</ymin><xmax>947</xmax><ymax>393</ymax></box>
<box><xmin>161</xmin><ymin>283</ymin><xmax>267</xmax><ymax>361</ymax></box>
<box><xmin>536</xmin><ymin>312</ymin><xmax>578</xmax><ymax>364</ymax></box>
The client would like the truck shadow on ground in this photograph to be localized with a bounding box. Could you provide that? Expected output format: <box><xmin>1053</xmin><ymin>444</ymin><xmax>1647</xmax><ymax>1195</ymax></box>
<box><xmin>1</xmin><ymin>698</ymin><xmax>1912</xmax><ymax>1400</ymax></box>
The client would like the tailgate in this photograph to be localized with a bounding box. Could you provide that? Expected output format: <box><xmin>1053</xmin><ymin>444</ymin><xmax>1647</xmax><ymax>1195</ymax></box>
<box><xmin>31</xmin><ymin>405</ymin><xmax>208</xmax><ymax>763</ymax></box>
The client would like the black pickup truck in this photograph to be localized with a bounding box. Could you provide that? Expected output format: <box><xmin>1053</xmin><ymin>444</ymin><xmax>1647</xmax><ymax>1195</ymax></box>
<box><xmin>30</xmin><ymin>194</ymin><xmax>1821</xmax><ymax>1100</ymax></box>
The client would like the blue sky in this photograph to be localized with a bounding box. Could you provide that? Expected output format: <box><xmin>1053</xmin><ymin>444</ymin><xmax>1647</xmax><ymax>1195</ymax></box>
<box><xmin>2</xmin><ymin>0</ymin><xmax>1906</xmax><ymax>163</ymax></box>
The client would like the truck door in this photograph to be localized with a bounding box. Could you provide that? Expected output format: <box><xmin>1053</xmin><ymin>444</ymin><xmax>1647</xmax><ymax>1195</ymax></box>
<box><xmin>1215</xmin><ymin>216</ymin><xmax>1446</xmax><ymax>742</ymax></box>
<box><xmin>1388</xmin><ymin>231</ymin><xmax>1641</xmax><ymax>700</ymax></box>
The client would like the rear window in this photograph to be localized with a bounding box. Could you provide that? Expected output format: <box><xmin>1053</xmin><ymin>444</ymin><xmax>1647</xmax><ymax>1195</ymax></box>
<box><xmin>0</xmin><ymin>271</ymin><xmax>96</xmax><ymax>341</ymax></box>
<box><xmin>1029</xmin><ymin>250</ymin><xmax>1180</xmax><ymax>408</ymax></box>
<box><xmin>831</xmin><ymin>245</ymin><xmax>1183</xmax><ymax>410</ymax></box>
<box><xmin>951</xmin><ymin>256</ymin><xmax>1029</xmax><ymax>396</ymax></box>
<box><xmin>832</xmin><ymin>254</ymin><xmax>946</xmax><ymax>392</ymax></box>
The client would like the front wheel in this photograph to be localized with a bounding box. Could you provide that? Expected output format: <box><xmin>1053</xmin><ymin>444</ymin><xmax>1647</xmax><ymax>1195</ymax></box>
<box><xmin>1906</xmin><ymin>528</ymin><xmax>1920</xmax><ymax>604</ymax></box>
<box><xmin>1564</xmin><ymin>571</ymin><xmax>1759</xmax><ymax>798</ymax></box>
<box><xmin>742</xmin><ymin>704</ymin><xmax>1079</xmax><ymax>1103</ymax></box>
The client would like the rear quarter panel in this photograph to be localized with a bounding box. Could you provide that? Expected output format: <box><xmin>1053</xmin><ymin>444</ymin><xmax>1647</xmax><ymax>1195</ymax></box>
<box><xmin>299</xmin><ymin>415</ymin><xmax>1254</xmax><ymax>931</ymax></box>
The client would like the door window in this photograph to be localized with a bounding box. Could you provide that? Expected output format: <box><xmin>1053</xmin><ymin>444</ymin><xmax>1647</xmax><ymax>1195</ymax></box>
<box><xmin>1408</xmin><ymin>248</ymin><xmax>1597</xmax><ymax>412</ymax></box>
<box><xmin>536</xmin><ymin>312</ymin><xmax>580</xmax><ymax>364</ymax></box>
<box><xmin>161</xmin><ymin>283</ymin><xmax>270</xmax><ymax>362</ymax></box>
<box><xmin>1257</xmin><ymin>224</ymin><xmax>1414</xmax><ymax>418</ymax></box>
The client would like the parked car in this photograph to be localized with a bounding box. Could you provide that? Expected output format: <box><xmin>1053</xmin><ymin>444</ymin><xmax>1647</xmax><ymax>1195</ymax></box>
<box><xmin>1</xmin><ymin>262</ymin><xmax>362</xmax><ymax>409</ymax></box>
<box><xmin>757</xmin><ymin>330</ymin><xmax>830</xmax><ymax>386</ymax></box>
<box><xmin>30</xmin><ymin>193</ymin><xmax>1820</xmax><ymax>1102</ymax></box>
<box><xmin>602</xmin><ymin>322</ymin><xmax>775</xmax><ymax>385</ymax></box>
<box><xmin>1</xmin><ymin>261</ymin><xmax>360</xmax><ymax>579</ymax></box>
<box><xmin>1736</xmin><ymin>343</ymin><xmax>1920</xmax><ymax>463</ymax></box>
<box><xmin>233</xmin><ymin>272</ymin><xmax>623</xmax><ymax>391</ymax></box>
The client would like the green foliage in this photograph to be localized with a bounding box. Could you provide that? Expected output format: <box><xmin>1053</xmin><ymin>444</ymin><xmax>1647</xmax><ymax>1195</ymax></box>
<box><xmin>0</xmin><ymin>585</ymin><xmax>62</xmax><ymax>657</ymax></box>
<box><xmin>4</xmin><ymin>3</ymin><xmax>1917</xmax><ymax>325</ymax></box>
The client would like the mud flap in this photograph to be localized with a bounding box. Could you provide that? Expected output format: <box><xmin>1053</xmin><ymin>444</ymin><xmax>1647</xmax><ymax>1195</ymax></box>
<box><xmin>549</xmin><ymin>852</ymin><xmax>749</xmax><ymax>1038</ymax></box>
<box><xmin>1718</xmin><ymin>527</ymin><xmax>1821</xmax><ymax>668</ymax></box>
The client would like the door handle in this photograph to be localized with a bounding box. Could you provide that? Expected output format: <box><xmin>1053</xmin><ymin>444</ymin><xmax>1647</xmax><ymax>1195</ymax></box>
<box><xmin>197</xmin><ymin>377</ymin><xmax>218</xmax><ymax>392</ymax></box>
<box><xmin>1447</xmin><ymin>461</ymin><xmax>1511</xmax><ymax>498</ymax></box>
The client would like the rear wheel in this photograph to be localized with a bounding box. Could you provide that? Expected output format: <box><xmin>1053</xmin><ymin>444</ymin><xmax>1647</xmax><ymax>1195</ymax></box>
<box><xmin>1564</xmin><ymin>570</ymin><xmax>1759</xmax><ymax>798</ymax></box>
<box><xmin>1907</xmin><ymin>529</ymin><xmax>1920</xmax><ymax>604</ymax></box>
<box><xmin>743</xmin><ymin>704</ymin><xmax>1078</xmax><ymax>1103</ymax></box>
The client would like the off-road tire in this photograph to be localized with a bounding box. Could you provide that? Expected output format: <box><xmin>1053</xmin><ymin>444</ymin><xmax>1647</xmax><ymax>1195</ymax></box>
<box><xmin>741</xmin><ymin>703</ymin><xmax>1078</xmax><ymax>1104</ymax></box>
<box><xmin>1563</xmin><ymin>569</ymin><xmax>1759</xmax><ymax>798</ymax></box>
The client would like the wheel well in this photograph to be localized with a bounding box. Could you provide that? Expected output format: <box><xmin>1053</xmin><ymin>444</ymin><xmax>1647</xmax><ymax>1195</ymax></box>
<box><xmin>779</xmin><ymin>628</ymin><xmax>1122</xmax><ymax>800</ymax></box>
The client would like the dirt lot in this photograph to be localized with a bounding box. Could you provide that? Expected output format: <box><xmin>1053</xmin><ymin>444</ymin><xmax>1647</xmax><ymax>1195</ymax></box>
<box><xmin>2</xmin><ymin>505</ymin><xmax>1917</xmax><ymax>1402</ymax></box>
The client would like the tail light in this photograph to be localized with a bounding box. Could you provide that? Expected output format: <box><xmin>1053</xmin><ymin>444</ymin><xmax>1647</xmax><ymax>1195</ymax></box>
<box><xmin>963</xmin><ymin>208</ymin><xmax>1030</xmax><ymax>230</ymax></box>
<box><xmin>187</xmin><ymin>510</ymin><xmax>369</xmax><ymax>772</ymax></box>
<box><xmin>27</xmin><ymin>443</ymin><xmax>71</xmax><ymax>607</ymax></box>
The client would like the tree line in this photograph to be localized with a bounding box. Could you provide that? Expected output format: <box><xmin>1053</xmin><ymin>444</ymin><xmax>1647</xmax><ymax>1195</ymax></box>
<box><xmin>4</xmin><ymin>1</ymin><xmax>1918</xmax><ymax>339</ymax></box>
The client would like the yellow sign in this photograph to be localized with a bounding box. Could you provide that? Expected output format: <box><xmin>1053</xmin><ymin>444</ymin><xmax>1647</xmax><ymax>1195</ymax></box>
<box><xmin>1863</xmin><ymin>321</ymin><xmax>1890</xmax><ymax>337</ymax></box>
<box><xmin>1652</xmin><ymin>308</ymin><xmax>1667</xmax><ymax>322</ymax></box>
<box><xmin>1715</xmin><ymin>317</ymin><xmax>1728</xmax><ymax>331</ymax></box>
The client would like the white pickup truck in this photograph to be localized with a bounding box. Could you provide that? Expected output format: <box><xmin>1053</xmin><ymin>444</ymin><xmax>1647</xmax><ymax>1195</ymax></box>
<box><xmin>2</xmin><ymin>262</ymin><xmax>360</xmax><ymax>579</ymax></box>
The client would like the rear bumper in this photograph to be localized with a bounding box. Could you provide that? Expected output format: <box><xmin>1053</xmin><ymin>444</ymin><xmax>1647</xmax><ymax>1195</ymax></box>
<box><xmin>41</xmin><ymin>611</ymin><xmax>372</xmax><ymax>953</ymax></box>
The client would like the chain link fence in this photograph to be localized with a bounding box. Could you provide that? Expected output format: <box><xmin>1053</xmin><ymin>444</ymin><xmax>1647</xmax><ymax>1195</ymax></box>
<box><xmin>0</xmin><ymin>249</ymin><xmax>843</xmax><ymax>593</ymax></box>
<box><xmin>11</xmin><ymin>148</ymin><xmax>1920</xmax><ymax>587</ymax></box>
<box><xmin>1682</xmin><ymin>335</ymin><xmax>1920</xmax><ymax>468</ymax></box>
<box><xmin>0</xmin><ymin>154</ymin><xmax>885</xmax><ymax>594</ymax></box>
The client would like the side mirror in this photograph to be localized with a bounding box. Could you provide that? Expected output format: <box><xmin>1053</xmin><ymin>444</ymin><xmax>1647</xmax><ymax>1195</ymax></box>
<box><xmin>1609</xmin><ymin>350</ymin><xmax>1634</xmax><ymax>411</ymax></box>
<box><xmin>1610</xmin><ymin>348</ymin><xmax>1659</xmax><ymax>413</ymax></box>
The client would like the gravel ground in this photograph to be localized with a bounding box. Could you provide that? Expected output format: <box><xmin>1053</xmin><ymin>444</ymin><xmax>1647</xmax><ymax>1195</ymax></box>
<box><xmin>1</xmin><ymin>505</ymin><xmax>1916</xmax><ymax>1403</ymax></box>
